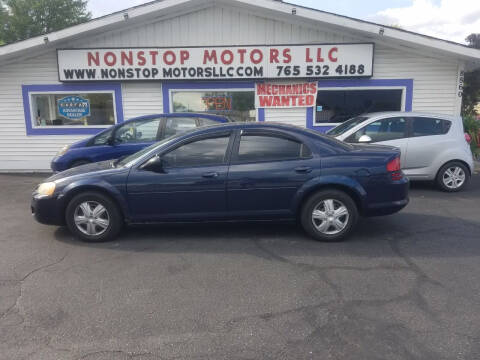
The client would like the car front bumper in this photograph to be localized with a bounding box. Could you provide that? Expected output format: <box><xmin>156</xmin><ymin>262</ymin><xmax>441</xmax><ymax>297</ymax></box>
<box><xmin>50</xmin><ymin>156</ymin><xmax>70</xmax><ymax>173</ymax></box>
<box><xmin>31</xmin><ymin>194</ymin><xmax>65</xmax><ymax>226</ymax></box>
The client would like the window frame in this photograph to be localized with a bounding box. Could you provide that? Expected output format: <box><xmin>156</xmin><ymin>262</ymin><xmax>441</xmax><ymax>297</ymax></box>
<box><xmin>307</xmin><ymin>80</ymin><xmax>414</xmax><ymax>133</ymax></box>
<box><xmin>22</xmin><ymin>84</ymin><xmax>124</xmax><ymax>136</ymax></box>
<box><xmin>314</xmin><ymin>86</ymin><xmax>406</xmax><ymax>126</ymax></box>
<box><xmin>163</xmin><ymin>82</ymin><xmax>261</xmax><ymax>121</ymax></box>
<box><xmin>231</xmin><ymin>130</ymin><xmax>313</xmax><ymax>165</ymax></box>
<box><xmin>169</xmin><ymin>88</ymin><xmax>256</xmax><ymax>119</ymax></box>
<box><xmin>145</xmin><ymin>131</ymin><xmax>235</xmax><ymax>170</ymax></box>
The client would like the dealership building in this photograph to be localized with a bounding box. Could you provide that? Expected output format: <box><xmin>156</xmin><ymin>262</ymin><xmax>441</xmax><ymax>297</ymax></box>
<box><xmin>0</xmin><ymin>0</ymin><xmax>480</xmax><ymax>171</ymax></box>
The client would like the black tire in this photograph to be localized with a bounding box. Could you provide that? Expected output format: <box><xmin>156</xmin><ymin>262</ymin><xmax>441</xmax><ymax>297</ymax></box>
<box><xmin>65</xmin><ymin>191</ymin><xmax>123</xmax><ymax>242</ymax></box>
<box><xmin>300</xmin><ymin>189</ymin><xmax>358</xmax><ymax>242</ymax></box>
<box><xmin>436</xmin><ymin>161</ymin><xmax>470</xmax><ymax>192</ymax></box>
<box><xmin>69</xmin><ymin>160</ymin><xmax>91</xmax><ymax>169</ymax></box>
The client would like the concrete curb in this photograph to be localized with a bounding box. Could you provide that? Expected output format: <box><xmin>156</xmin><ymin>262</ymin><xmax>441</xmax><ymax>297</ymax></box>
<box><xmin>473</xmin><ymin>159</ymin><xmax>480</xmax><ymax>174</ymax></box>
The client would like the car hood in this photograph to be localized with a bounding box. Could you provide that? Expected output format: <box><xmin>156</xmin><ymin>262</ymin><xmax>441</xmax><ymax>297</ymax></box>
<box><xmin>47</xmin><ymin>160</ymin><xmax>121</xmax><ymax>182</ymax></box>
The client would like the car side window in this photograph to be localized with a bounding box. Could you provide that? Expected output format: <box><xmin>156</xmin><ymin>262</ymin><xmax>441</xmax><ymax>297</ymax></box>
<box><xmin>115</xmin><ymin>118</ymin><xmax>161</xmax><ymax>144</ymax></box>
<box><xmin>411</xmin><ymin>117</ymin><xmax>451</xmax><ymax>137</ymax></box>
<box><xmin>164</xmin><ymin>117</ymin><xmax>198</xmax><ymax>138</ymax></box>
<box><xmin>162</xmin><ymin>135</ymin><xmax>230</xmax><ymax>168</ymax></box>
<box><xmin>198</xmin><ymin>118</ymin><xmax>222</xmax><ymax>126</ymax></box>
<box><xmin>347</xmin><ymin>117</ymin><xmax>408</xmax><ymax>143</ymax></box>
<box><xmin>91</xmin><ymin>128</ymin><xmax>113</xmax><ymax>145</ymax></box>
<box><xmin>236</xmin><ymin>134</ymin><xmax>311</xmax><ymax>163</ymax></box>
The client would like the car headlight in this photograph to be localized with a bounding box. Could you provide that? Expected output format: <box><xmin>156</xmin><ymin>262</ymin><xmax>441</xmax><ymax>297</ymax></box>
<box><xmin>57</xmin><ymin>145</ymin><xmax>70</xmax><ymax>156</ymax></box>
<box><xmin>36</xmin><ymin>182</ymin><xmax>56</xmax><ymax>197</ymax></box>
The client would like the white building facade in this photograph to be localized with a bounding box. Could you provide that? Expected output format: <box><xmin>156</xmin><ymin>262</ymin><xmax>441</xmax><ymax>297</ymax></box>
<box><xmin>0</xmin><ymin>0</ymin><xmax>479</xmax><ymax>171</ymax></box>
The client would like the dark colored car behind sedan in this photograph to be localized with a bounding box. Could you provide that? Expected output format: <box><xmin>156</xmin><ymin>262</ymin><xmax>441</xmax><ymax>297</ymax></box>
<box><xmin>32</xmin><ymin>123</ymin><xmax>409</xmax><ymax>242</ymax></box>
<box><xmin>50</xmin><ymin>113</ymin><xmax>229</xmax><ymax>172</ymax></box>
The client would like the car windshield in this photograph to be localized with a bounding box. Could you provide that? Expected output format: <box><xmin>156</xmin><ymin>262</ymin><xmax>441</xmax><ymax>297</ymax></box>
<box><xmin>326</xmin><ymin>116</ymin><xmax>370</xmax><ymax>136</ymax></box>
<box><xmin>116</xmin><ymin>133</ymin><xmax>182</xmax><ymax>167</ymax></box>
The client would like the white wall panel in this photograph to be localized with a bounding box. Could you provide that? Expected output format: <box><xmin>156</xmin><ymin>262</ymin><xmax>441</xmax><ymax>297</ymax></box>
<box><xmin>0</xmin><ymin>52</ymin><xmax>86</xmax><ymax>171</ymax></box>
<box><xmin>74</xmin><ymin>4</ymin><xmax>460</xmax><ymax>116</ymax></box>
<box><xmin>264</xmin><ymin>108</ymin><xmax>307</xmax><ymax>128</ymax></box>
<box><xmin>73</xmin><ymin>5</ymin><xmax>358</xmax><ymax>48</ymax></box>
<box><xmin>0</xmin><ymin>3</ymin><xmax>463</xmax><ymax>170</ymax></box>
<box><xmin>374</xmin><ymin>45</ymin><xmax>459</xmax><ymax>114</ymax></box>
<box><xmin>122</xmin><ymin>83</ymin><xmax>163</xmax><ymax>120</ymax></box>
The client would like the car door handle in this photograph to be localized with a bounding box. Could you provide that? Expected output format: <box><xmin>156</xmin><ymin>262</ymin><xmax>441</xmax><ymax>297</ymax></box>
<box><xmin>202</xmin><ymin>172</ymin><xmax>219</xmax><ymax>178</ymax></box>
<box><xmin>295</xmin><ymin>166</ymin><xmax>312</xmax><ymax>173</ymax></box>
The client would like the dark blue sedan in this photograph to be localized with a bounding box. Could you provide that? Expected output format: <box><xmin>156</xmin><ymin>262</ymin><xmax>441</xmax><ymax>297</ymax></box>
<box><xmin>50</xmin><ymin>113</ymin><xmax>229</xmax><ymax>172</ymax></box>
<box><xmin>32</xmin><ymin>123</ymin><xmax>409</xmax><ymax>242</ymax></box>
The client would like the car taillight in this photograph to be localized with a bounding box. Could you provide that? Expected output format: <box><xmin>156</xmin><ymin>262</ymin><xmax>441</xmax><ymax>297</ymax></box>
<box><xmin>465</xmin><ymin>133</ymin><xmax>472</xmax><ymax>144</ymax></box>
<box><xmin>387</xmin><ymin>156</ymin><xmax>402</xmax><ymax>181</ymax></box>
<box><xmin>387</xmin><ymin>157</ymin><xmax>401</xmax><ymax>172</ymax></box>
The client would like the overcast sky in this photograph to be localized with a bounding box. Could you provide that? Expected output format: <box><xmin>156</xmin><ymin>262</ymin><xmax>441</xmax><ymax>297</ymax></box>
<box><xmin>88</xmin><ymin>0</ymin><xmax>480</xmax><ymax>44</ymax></box>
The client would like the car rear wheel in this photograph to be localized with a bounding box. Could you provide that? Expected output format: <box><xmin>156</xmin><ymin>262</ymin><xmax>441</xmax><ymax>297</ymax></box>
<box><xmin>65</xmin><ymin>192</ymin><xmax>123</xmax><ymax>242</ymax></box>
<box><xmin>436</xmin><ymin>161</ymin><xmax>470</xmax><ymax>192</ymax></box>
<box><xmin>301</xmin><ymin>190</ymin><xmax>358</xmax><ymax>242</ymax></box>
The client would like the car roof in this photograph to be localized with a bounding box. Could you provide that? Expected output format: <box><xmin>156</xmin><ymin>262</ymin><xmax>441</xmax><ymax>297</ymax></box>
<box><xmin>172</xmin><ymin>121</ymin><xmax>334</xmax><ymax>141</ymax></box>
<box><xmin>123</xmin><ymin>121</ymin><xmax>352</xmax><ymax>168</ymax></box>
<box><xmin>186</xmin><ymin>121</ymin><xmax>307</xmax><ymax>133</ymax></box>
<box><xmin>125</xmin><ymin>112</ymin><xmax>229</xmax><ymax>123</ymax></box>
<box><xmin>362</xmin><ymin>111</ymin><xmax>461</xmax><ymax>121</ymax></box>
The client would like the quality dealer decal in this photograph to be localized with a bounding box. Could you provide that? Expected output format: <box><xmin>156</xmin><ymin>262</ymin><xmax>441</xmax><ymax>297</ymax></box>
<box><xmin>57</xmin><ymin>96</ymin><xmax>90</xmax><ymax>119</ymax></box>
<box><xmin>256</xmin><ymin>82</ymin><xmax>317</xmax><ymax>108</ymax></box>
<box><xmin>57</xmin><ymin>44</ymin><xmax>374</xmax><ymax>81</ymax></box>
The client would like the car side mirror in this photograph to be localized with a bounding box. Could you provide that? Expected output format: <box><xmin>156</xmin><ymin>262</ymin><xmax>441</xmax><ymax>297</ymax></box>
<box><xmin>141</xmin><ymin>155</ymin><xmax>165</xmax><ymax>173</ymax></box>
<box><xmin>358</xmin><ymin>135</ymin><xmax>372</xmax><ymax>143</ymax></box>
<box><xmin>106</xmin><ymin>136</ymin><xmax>115</xmax><ymax>146</ymax></box>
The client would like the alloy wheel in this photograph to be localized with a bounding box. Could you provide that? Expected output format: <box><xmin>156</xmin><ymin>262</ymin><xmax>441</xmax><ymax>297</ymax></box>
<box><xmin>73</xmin><ymin>201</ymin><xmax>110</xmax><ymax>236</ymax></box>
<box><xmin>442</xmin><ymin>166</ymin><xmax>466</xmax><ymax>190</ymax></box>
<box><xmin>311</xmin><ymin>199</ymin><xmax>350</xmax><ymax>235</ymax></box>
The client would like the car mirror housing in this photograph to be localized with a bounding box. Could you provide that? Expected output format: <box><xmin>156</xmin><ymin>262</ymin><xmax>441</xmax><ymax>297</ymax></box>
<box><xmin>106</xmin><ymin>137</ymin><xmax>115</xmax><ymax>146</ymax></box>
<box><xmin>141</xmin><ymin>155</ymin><xmax>165</xmax><ymax>173</ymax></box>
<box><xmin>358</xmin><ymin>135</ymin><xmax>372</xmax><ymax>143</ymax></box>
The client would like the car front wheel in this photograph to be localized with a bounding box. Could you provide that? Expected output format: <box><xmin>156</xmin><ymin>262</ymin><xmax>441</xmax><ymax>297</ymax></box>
<box><xmin>65</xmin><ymin>191</ymin><xmax>123</xmax><ymax>242</ymax></box>
<box><xmin>301</xmin><ymin>189</ymin><xmax>358</xmax><ymax>242</ymax></box>
<box><xmin>436</xmin><ymin>162</ymin><xmax>470</xmax><ymax>192</ymax></box>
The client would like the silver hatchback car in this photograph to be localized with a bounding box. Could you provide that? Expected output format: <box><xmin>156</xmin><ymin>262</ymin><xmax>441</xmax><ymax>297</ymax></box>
<box><xmin>327</xmin><ymin>112</ymin><xmax>474</xmax><ymax>192</ymax></box>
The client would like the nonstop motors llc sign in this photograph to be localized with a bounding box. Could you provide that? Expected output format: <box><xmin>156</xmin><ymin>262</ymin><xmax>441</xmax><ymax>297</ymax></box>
<box><xmin>57</xmin><ymin>44</ymin><xmax>374</xmax><ymax>81</ymax></box>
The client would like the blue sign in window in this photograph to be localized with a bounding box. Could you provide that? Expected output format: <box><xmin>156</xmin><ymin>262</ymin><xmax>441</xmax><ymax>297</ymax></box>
<box><xmin>58</xmin><ymin>96</ymin><xmax>90</xmax><ymax>120</ymax></box>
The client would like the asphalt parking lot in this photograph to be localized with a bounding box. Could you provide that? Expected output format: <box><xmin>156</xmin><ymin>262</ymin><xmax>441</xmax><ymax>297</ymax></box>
<box><xmin>1</xmin><ymin>173</ymin><xmax>480</xmax><ymax>360</ymax></box>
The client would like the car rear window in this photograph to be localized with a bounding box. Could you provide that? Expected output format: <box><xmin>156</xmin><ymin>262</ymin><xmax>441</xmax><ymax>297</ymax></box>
<box><xmin>411</xmin><ymin>117</ymin><xmax>452</xmax><ymax>137</ymax></box>
<box><xmin>237</xmin><ymin>135</ymin><xmax>311</xmax><ymax>162</ymax></box>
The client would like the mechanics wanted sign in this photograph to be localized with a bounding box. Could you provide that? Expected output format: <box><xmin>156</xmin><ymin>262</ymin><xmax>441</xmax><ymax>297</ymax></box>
<box><xmin>256</xmin><ymin>82</ymin><xmax>317</xmax><ymax>108</ymax></box>
<box><xmin>57</xmin><ymin>43</ymin><xmax>374</xmax><ymax>81</ymax></box>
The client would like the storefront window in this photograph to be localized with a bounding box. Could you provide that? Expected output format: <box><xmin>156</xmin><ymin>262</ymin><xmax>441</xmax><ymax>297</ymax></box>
<box><xmin>30</xmin><ymin>92</ymin><xmax>116</xmax><ymax>127</ymax></box>
<box><xmin>171</xmin><ymin>91</ymin><xmax>255</xmax><ymax>122</ymax></box>
<box><xmin>315</xmin><ymin>89</ymin><xmax>403</xmax><ymax>124</ymax></box>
